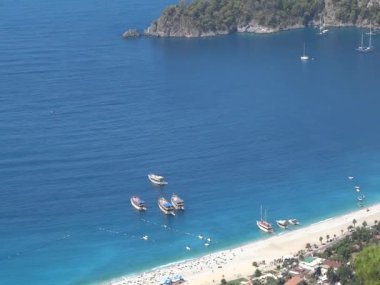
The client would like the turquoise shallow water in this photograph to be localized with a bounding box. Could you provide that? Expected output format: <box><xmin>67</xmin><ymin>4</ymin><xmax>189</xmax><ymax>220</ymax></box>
<box><xmin>1</xmin><ymin>1</ymin><xmax>380</xmax><ymax>284</ymax></box>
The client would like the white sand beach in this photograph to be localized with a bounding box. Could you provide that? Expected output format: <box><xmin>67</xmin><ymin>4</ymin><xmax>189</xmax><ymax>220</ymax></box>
<box><xmin>106</xmin><ymin>204</ymin><xmax>380</xmax><ymax>285</ymax></box>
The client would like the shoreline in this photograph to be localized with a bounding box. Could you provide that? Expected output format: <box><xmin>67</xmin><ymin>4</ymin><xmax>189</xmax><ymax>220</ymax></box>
<box><xmin>125</xmin><ymin>24</ymin><xmax>379</xmax><ymax>39</ymax></box>
<box><xmin>105</xmin><ymin>203</ymin><xmax>380</xmax><ymax>285</ymax></box>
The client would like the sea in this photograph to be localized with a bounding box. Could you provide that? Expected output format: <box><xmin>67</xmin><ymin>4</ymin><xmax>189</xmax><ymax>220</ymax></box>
<box><xmin>1</xmin><ymin>0</ymin><xmax>380</xmax><ymax>284</ymax></box>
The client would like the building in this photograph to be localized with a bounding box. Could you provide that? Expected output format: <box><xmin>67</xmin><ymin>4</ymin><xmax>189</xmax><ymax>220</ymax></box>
<box><xmin>284</xmin><ymin>276</ymin><xmax>304</xmax><ymax>285</ymax></box>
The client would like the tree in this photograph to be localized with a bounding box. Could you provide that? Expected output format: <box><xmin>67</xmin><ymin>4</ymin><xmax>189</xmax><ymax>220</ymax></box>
<box><xmin>354</xmin><ymin>245</ymin><xmax>380</xmax><ymax>285</ymax></box>
<box><xmin>252</xmin><ymin>261</ymin><xmax>258</xmax><ymax>267</ymax></box>
<box><xmin>306</xmin><ymin>243</ymin><xmax>312</xmax><ymax>251</ymax></box>
<box><xmin>353</xmin><ymin>218</ymin><xmax>357</xmax><ymax>227</ymax></box>
<box><xmin>336</xmin><ymin>265</ymin><xmax>353</xmax><ymax>284</ymax></box>
<box><xmin>334</xmin><ymin>234</ymin><xmax>337</xmax><ymax>240</ymax></box>
<box><xmin>327</xmin><ymin>267</ymin><xmax>338</xmax><ymax>283</ymax></box>
<box><xmin>362</xmin><ymin>221</ymin><xmax>367</xmax><ymax>228</ymax></box>
<box><xmin>326</xmin><ymin>234</ymin><xmax>330</xmax><ymax>242</ymax></box>
<box><xmin>314</xmin><ymin>266</ymin><xmax>322</xmax><ymax>277</ymax></box>
<box><xmin>341</xmin><ymin>229</ymin><xmax>344</xmax><ymax>235</ymax></box>
<box><xmin>254</xmin><ymin>269</ymin><xmax>262</xmax><ymax>277</ymax></box>
<box><xmin>319</xmin><ymin>236</ymin><xmax>323</xmax><ymax>244</ymax></box>
<box><xmin>221</xmin><ymin>278</ymin><xmax>227</xmax><ymax>285</ymax></box>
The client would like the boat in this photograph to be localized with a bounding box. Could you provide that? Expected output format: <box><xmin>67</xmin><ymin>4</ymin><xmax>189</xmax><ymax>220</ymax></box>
<box><xmin>171</xmin><ymin>193</ymin><xmax>185</xmax><ymax>210</ymax></box>
<box><xmin>257</xmin><ymin>206</ymin><xmax>273</xmax><ymax>233</ymax></box>
<box><xmin>364</xmin><ymin>30</ymin><xmax>374</xmax><ymax>52</ymax></box>
<box><xmin>288</xmin><ymin>219</ymin><xmax>300</xmax><ymax>225</ymax></box>
<box><xmin>158</xmin><ymin>197</ymin><xmax>175</xmax><ymax>215</ymax></box>
<box><xmin>357</xmin><ymin>31</ymin><xmax>374</xmax><ymax>53</ymax></box>
<box><xmin>317</xmin><ymin>17</ymin><xmax>328</xmax><ymax>35</ymax></box>
<box><xmin>276</xmin><ymin>220</ymin><xmax>288</xmax><ymax>229</ymax></box>
<box><xmin>300</xmin><ymin>43</ymin><xmax>309</xmax><ymax>61</ymax></box>
<box><xmin>357</xmin><ymin>32</ymin><xmax>366</xmax><ymax>52</ymax></box>
<box><xmin>130</xmin><ymin>196</ymin><xmax>146</xmax><ymax>211</ymax></box>
<box><xmin>148</xmin><ymin>173</ymin><xmax>168</xmax><ymax>186</ymax></box>
<box><xmin>357</xmin><ymin>194</ymin><xmax>366</xmax><ymax>202</ymax></box>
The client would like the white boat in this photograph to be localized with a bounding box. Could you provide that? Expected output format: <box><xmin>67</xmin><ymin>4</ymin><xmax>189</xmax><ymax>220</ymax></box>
<box><xmin>317</xmin><ymin>17</ymin><xmax>328</xmax><ymax>35</ymax></box>
<box><xmin>357</xmin><ymin>32</ymin><xmax>366</xmax><ymax>52</ymax></box>
<box><xmin>130</xmin><ymin>196</ymin><xmax>146</xmax><ymax>211</ymax></box>
<box><xmin>288</xmin><ymin>219</ymin><xmax>300</xmax><ymax>225</ymax></box>
<box><xmin>300</xmin><ymin>43</ymin><xmax>309</xmax><ymax>61</ymax></box>
<box><xmin>357</xmin><ymin>194</ymin><xmax>366</xmax><ymax>202</ymax></box>
<box><xmin>365</xmin><ymin>30</ymin><xmax>374</xmax><ymax>52</ymax></box>
<box><xmin>257</xmin><ymin>206</ymin><xmax>273</xmax><ymax>233</ymax></box>
<box><xmin>148</xmin><ymin>173</ymin><xmax>168</xmax><ymax>186</ymax></box>
<box><xmin>171</xmin><ymin>193</ymin><xmax>185</xmax><ymax>210</ymax></box>
<box><xmin>276</xmin><ymin>220</ymin><xmax>288</xmax><ymax>229</ymax></box>
<box><xmin>357</xmin><ymin>31</ymin><xmax>375</xmax><ymax>53</ymax></box>
<box><xmin>158</xmin><ymin>197</ymin><xmax>175</xmax><ymax>215</ymax></box>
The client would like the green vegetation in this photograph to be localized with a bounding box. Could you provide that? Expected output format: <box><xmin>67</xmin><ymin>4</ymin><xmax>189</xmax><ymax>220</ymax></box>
<box><xmin>354</xmin><ymin>245</ymin><xmax>380</xmax><ymax>285</ymax></box>
<box><xmin>160</xmin><ymin>0</ymin><xmax>324</xmax><ymax>33</ymax></box>
<box><xmin>316</xmin><ymin>222</ymin><xmax>380</xmax><ymax>285</ymax></box>
<box><xmin>333</xmin><ymin>0</ymin><xmax>380</xmax><ymax>25</ymax></box>
<box><xmin>149</xmin><ymin>0</ymin><xmax>380</xmax><ymax>36</ymax></box>
<box><xmin>254</xmin><ymin>268</ymin><xmax>262</xmax><ymax>277</ymax></box>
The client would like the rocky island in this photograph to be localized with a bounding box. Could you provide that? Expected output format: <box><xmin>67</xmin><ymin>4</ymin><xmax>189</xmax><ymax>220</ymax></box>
<box><xmin>143</xmin><ymin>0</ymin><xmax>380</xmax><ymax>37</ymax></box>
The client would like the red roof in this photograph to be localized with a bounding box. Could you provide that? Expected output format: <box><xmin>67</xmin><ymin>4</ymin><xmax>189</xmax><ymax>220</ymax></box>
<box><xmin>323</xmin><ymin>260</ymin><xmax>342</xmax><ymax>269</ymax></box>
<box><xmin>284</xmin><ymin>276</ymin><xmax>303</xmax><ymax>285</ymax></box>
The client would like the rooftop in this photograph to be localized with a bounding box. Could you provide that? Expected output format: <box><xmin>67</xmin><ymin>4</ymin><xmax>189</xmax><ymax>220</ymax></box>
<box><xmin>284</xmin><ymin>276</ymin><xmax>303</xmax><ymax>285</ymax></box>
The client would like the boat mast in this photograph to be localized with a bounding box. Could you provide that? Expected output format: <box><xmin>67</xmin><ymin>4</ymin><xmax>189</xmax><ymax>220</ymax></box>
<box><xmin>369</xmin><ymin>30</ymin><xmax>372</xmax><ymax>48</ymax></box>
<box><xmin>303</xmin><ymin>43</ymin><xmax>306</xmax><ymax>56</ymax></box>
<box><xmin>361</xmin><ymin>32</ymin><xmax>364</xmax><ymax>48</ymax></box>
<box><xmin>264</xmin><ymin>208</ymin><xmax>267</xmax><ymax>222</ymax></box>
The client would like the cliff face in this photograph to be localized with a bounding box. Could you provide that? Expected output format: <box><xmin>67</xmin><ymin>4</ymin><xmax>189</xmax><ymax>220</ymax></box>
<box><xmin>145</xmin><ymin>0</ymin><xmax>380</xmax><ymax>37</ymax></box>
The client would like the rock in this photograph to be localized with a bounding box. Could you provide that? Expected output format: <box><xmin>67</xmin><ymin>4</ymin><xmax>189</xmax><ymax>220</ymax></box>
<box><xmin>122</xmin><ymin>29</ymin><xmax>141</xmax><ymax>39</ymax></box>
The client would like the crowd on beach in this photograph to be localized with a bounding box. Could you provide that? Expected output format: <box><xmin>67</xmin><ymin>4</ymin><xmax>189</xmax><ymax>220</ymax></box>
<box><xmin>107</xmin><ymin>249</ymin><xmax>240</xmax><ymax>285</ymax></box>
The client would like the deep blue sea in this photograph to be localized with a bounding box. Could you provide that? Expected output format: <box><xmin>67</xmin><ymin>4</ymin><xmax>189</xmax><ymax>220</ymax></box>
<box><xmin>1</xmin><ymin>1</ymin><xmax>380</xmax><ymax>284</ymax></box>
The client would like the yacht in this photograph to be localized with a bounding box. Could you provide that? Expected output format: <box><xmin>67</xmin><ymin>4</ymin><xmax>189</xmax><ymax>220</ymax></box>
<box><xmin>158</xmin><ymin>197</ymin><xmax>175</xmax><ymax>215</ymax></box>
<box><xmin>288</xmin><ymin>219</ymin><xmax>300</xmax><ymax>225</ymax></box>
<box><xmin>130</xmin><ymin>196</ymin><xmax>146</xmax><ymax>211</ymax></box>
<box><xmin>257</xmin><ymin>206</ymin><xmax>273</xmax><ymax>233</ymax></box>
<box><xmin>300</xmin><ymin>43</ymin><xmax>309</xmax><ymax>61</ymax></box>
<box><xmin>276</xmin><ymin>220</ymin><xmax>288</xmax><ymax>229</ymax></box>
<box><xmin>317</xmin><ymin>17</ymin><xmax>329</xmax><ymax>35</ymax></box>
<box><xmin>357</xmin><ymin>32</ymin><xmax>366</xmax><ymax>52</ymax></box>
<box><xmin>357</xmin><ymin>194</ymin><xmax>366</xmax><ymax>202</ymax></box>
<box><xmin>365</xmin><ymin>31</ymin><xmax>374</xmax><ymax>52</ymax></box>
<box><xmin>148</xmin><ymin>173</ymin><xmax>168</xmax><ymax>186</ymax></box>
<box><xmin>171</xmin><ymin>193</ymin><xmax>185</xmax><ymax>210</ymax></box>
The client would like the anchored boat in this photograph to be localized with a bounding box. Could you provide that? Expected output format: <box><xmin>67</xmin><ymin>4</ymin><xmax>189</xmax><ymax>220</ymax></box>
<box><xmin>158</xmin><ymin>197</ymin><xmax>175</xmax><ymax>215</ymax></box>
<box><xmin>257</xmin><ymin>206</ymin><xmax>273</xmax><ymax>233</ymax></box>
<box><xmin>130</xmin><ymin>196</ymin><xmax>146</xmax><ymax>211</ymax></box>
<box><xmin>288</xmin><ymin>219</ymin><xmax>300</xmax><ymax>225</ymax></box>
<box><xmin>357</xmin><ymin>194</ymin><xmax>366</xmax><ymax>202</ymax></box>
<box><xmin>171</xmin><ymin>194</ymin><xmax>185</xmax><ymax>210</ymax></box>
<box><xmin>148</xmin><ymin>173</ymin><xmax>168</xmax><ymax>186</ymax></box>
<box><xmin>276</xmin><ymin>220</ymin><xmax>288</xmax><ymax>229</ymax></box>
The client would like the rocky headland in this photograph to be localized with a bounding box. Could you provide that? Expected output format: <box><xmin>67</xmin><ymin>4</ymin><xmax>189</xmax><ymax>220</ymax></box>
<box><xmin>122</xmin><ymin>29</ymin><xmax>141</xmax><ymax>39</ymax></box>
<box><xmin>140</xmin><ymin>0</ymin><xmax>380</xmax><ymax>38</ymax></box>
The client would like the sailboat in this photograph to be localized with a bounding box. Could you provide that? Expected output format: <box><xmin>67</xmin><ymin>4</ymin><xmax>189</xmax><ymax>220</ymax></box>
<box><xmin>300</xmin><ymin>43</ymin><xmax>309</xmax><ymax>61</ymax></box>
<box><xmin>317</xmin><ymin>17</ymin><xmax>328</xmax><ymax>35</ymax></box>
<box><xmin>364</xmin><ymin>30</ymin><xmax>374</xmax><ymax>52</ymax></box>
<box><xmin>256</xmin><ymin>205</ymin><xmax>273</xmax><ymax>233</ymax></box>
<box><xmin>357</xmin><ymin>32</ymin><xmax>366</xmax><ymax>52</ymax></box>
